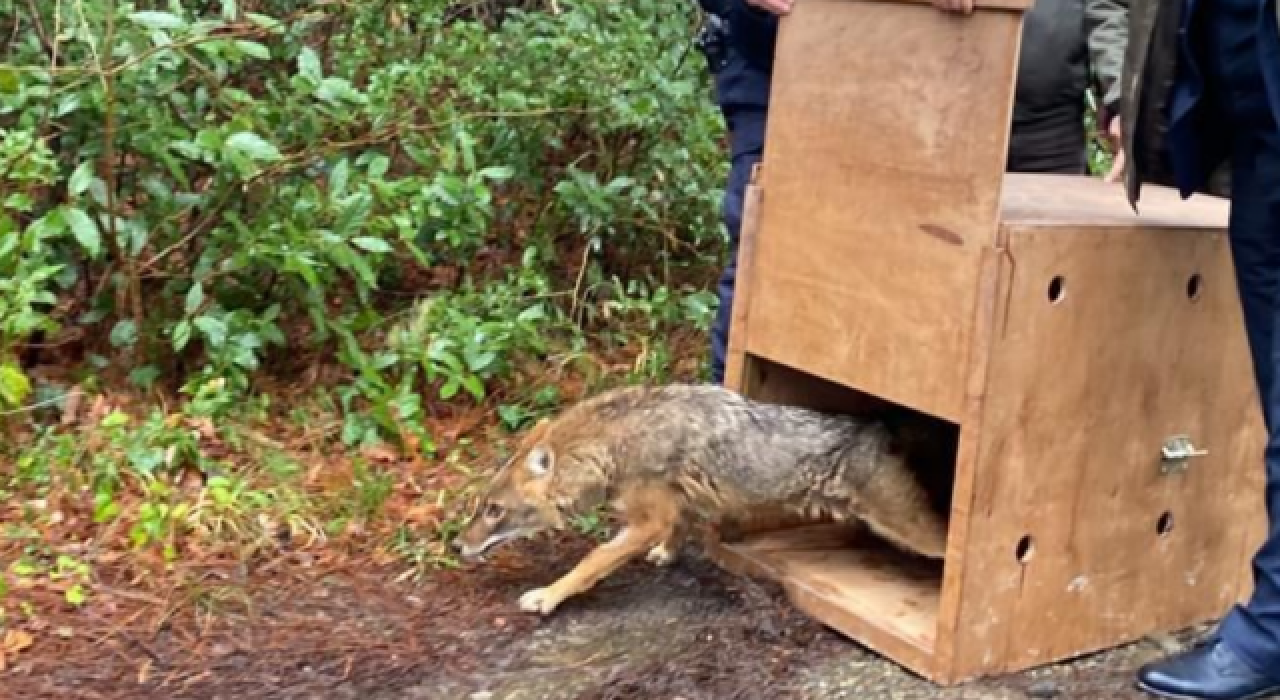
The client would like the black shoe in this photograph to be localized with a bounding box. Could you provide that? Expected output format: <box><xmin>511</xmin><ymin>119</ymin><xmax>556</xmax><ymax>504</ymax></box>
<box><xmin>1137</xmin><ymin>638</ymin><xmax>1280</xmax><ymax>700</ymax></box>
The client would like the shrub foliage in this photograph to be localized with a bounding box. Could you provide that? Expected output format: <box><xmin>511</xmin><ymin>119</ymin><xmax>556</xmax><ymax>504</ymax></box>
<box><xmin>0</xmin><ymin>0</ymin><xmax>726</xmax><ymax>447</ymax></box>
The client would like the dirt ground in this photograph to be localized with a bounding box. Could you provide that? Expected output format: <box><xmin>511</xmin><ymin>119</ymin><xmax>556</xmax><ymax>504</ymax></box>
<box><xmin>1</xmin><ymin>530</ymin><xmax>1216</xmax><ymax>700</ymax></box>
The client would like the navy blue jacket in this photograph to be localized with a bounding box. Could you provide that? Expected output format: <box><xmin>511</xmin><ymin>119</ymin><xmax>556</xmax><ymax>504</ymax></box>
<box><xmin>713</xmin><ymin>0</ymin><xmax>778</xmax><ymax>110</ymax></box>
<box><xmin>1165</xmin><ymin>0</ymin><xmax>1280</xmax><ymax>197</ymax></box>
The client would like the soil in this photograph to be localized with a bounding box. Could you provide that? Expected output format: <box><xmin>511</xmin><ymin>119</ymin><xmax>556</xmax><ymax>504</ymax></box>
<box><xmin>1</xmin><ymin>532</ymin><xmax>1213</xmax><ymax>700</ymax></box>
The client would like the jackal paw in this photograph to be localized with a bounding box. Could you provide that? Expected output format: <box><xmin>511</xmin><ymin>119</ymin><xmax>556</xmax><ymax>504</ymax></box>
<box><xmin>645</xmin><ymin>542</ymin><xmax>678</xmax><ymax>567</ymax></box>
<box><xmin>518</xmin><ymin>587</ymin><xmax>561</xmax><ymax>615</ymax></box>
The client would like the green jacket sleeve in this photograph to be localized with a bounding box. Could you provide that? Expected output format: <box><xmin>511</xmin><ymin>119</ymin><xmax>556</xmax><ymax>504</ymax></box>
<box><xmin>1085</xmin><ymin>0</ymin><xmax>1129</xmax><ymax>112</ymax></box>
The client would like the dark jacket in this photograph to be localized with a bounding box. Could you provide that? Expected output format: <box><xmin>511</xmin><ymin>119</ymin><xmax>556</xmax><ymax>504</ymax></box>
<box><xmin>1121</xmin><ymin>0</ymin><xmax>1280</xmax><ymax>206</ymax></box>
<box><xmin>711</xmin><ymin>1</ymin><xmax>778</xmax><ymax>110</ymax></box>
<box><xmin>1012</xmin><ymin>0</ymin><xmax>1129</xmax><ymax>170</ymax></box>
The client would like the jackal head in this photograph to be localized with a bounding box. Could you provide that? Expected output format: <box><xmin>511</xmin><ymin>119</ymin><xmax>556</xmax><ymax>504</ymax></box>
<box><xmin>453</xmin><ymin>419</ymin><xmax>604</xmax><ymax>561</ymax></box>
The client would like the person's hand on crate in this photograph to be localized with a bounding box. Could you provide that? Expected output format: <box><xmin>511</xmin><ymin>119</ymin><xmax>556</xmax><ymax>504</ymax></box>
<box><xmin>1102</xmin><ymin>114</ymin><xmax>1125</xmax><ymax>183</ymax></box>
<box><xmin>744</xmin><ymin>0</ymin><xmax>794</xmax><ymax>15</ymax></box>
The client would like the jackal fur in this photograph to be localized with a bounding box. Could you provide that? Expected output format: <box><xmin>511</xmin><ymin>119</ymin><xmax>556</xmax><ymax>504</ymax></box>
<box><xmin>453</xmin><ymin>383</ymin><xmax>949</xmax><ymax>615</ymax></box>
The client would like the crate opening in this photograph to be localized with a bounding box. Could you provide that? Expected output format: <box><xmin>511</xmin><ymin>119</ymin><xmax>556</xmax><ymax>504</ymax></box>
<box><xmin>714</xmin><ymin>355</ymin><xmax>962</xmax><ymax>656</ymax></box>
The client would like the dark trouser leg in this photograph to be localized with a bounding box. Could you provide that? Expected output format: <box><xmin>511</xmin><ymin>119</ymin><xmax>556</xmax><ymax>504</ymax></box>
<box><xmin>709</xmin><ymin>108</ymin><xmax>766</xmax><ymax>385</ymax></box>
<box><xmin>1218</xmin><ymin>113</ymin><xmax>1280</xmax><ymax>683</ymax></box>
<box><xmin>1136</xmin><ymin>12</ymin><xmax>1280</xmax><ymax>696</ymax></box>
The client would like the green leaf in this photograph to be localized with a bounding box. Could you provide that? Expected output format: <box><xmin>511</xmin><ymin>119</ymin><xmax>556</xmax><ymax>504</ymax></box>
<box><xmin>69</xmin><ymin>162</ymin><xmax>95</xmax><ymax>197</ymax></box>
<box><xmin>172</xmin><ymin>320</ymin><xmax>192</xmax><ymax>351</ymax></box>
<box><xmin>100</xmin><ymin>410</ymin><xmax>129</xmax><ymax>429</ymax></box>
<box><xmin>0</xmin><ymin>363</ymin><xmax>31</xmax><ymax>408</ymax></box>
<box><xmin>498</xmin><ymin>404</ymin><xmax>528</xmax><ymax>431</ymax></box>
<box><xmin>65</xmin><ymin>583</ymin><xmax>87</xmax><ymax>606</ymax></box>
<box><xmin>129</xmin><ymin>366</ymin><xmax>161</xmax><ymax>388</ymax></box>
<box><xmin>352</xmin><ymin>236</ymin><xmax>392</xmax><ymax>254</ymax></box>
<box><xmin>194</xmin><ymin>316</ymin><xmax>228</xmax><ymax>348</ymax></box>
<box><xmin>11</xmin><ymin>560</ymin><xmax>39</xmax><ymax>577</ymax></box>
<box><xmin>185</xmin><ymin>282</ymin><xmax>204</xmax><ymax>315</ymax></box>
<box><xmin>333</xmin><ymin>194</ymin><xmax>371</xmax><ymax>238</ymax></box>
<box><xmin>461</xmin><ymin>375</ymin><xmax>486</xmax><ymax>401</ymax></box>
<box><xmin>64</xmin><ymin>207</ymin><xmax>101</xmax><ymax>257</ymax></box>
<box><xmin>129</xmin><ymin>11</ymin><xmax>186</xmax><ymax>30</ymax></box>
<box><xmin>221</xmin><ymin>0</ymin><xmax>238</xmax><ymax>20</ymax></box>
<box><xmin>329</xmin><ymin>158</ymin><xmax>350</xmax><ymax>198</ymax></box>
<box><xmin>224</xmin><ymin>131</ymin><xmax>282</xmax><ymax>163</ymax></box>
<box><xmin>0</xmin><ymin>215</ymin><xmax>16</xmax><ymax>250</ymax></box>
<box><xmin>93</xmin><ymin>490</ymin><xmax>121</xmax><ymax>523</ymax></box>
<box><xmin>110</xmin><ymin>320</ymin><xmax>137</xmax><ymax>348</ymax></box>
<box><xmin>466</xmin><ymin>350</ymin><xmax>497</xmax><ymax>373</ymax></box>
<box><xmin>516</xmin><ymin>304</ymin><xmax>546</xmax><ymax>323</ymax></box>
<box><xmin>315</xmin><ymin>78</ymin><xmax>365</xmax><ymax>104</ymax></box>
<box><xmin>245</xmin><ymin>12</ymin><xmax>282</xmax><ymax>31</ymax></box>
<box><xmin>478</xmin><ymin>166</ymin><xmax>515</xmax><ymax>182</ymax></box>
<box><xmin>606</xmin><ymin>176</ymin><xmax>635</xmax><ymax>193</ymax></box>
<box><xmin>298</xmin><ymin>47</ymin><xmax>323</xmax><ymax>82</ymax></box>
<box><xmin>56</xmin><ymin>93</ymin><xmax>81</xmax><ymax>117</ymax></box>
<box><xmin>368</xmin><ymin>155</ymin><xmax>390</xmax><ymax>179</ymax></box>
<box><xmin>0</xmin><ymin>65</ymin><xmax>18</xmax><ymax>95</ymax></box>
<box><xmin>234</xmin><ymin>40</ymin><xmax>270</xmax><ymax>60</ymax></box>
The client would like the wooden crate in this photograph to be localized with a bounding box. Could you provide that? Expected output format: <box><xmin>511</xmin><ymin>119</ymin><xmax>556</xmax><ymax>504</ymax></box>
<box><xmin>708</xmin><ymin>0</ymin><xmax>1270</xmax><ymax>685</ymax></box>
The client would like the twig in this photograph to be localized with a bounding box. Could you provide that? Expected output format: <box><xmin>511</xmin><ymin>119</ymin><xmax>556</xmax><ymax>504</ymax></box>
<box><xmin>138</xmin><ymin>189</ymin><xmax>235</xmax><ymax>273</ymax></box>
<box><xmin>52</xmin><ymin>0</ymin><xmax>62</xmax><ymax>67</ymax></box>
<box><xmin>24</xmin><ymin>0</ymin><xmax>53</xmax><ymax>57</ymax></box>
<box><xmin>72</xmin><ymin>0</ymin><xmax>106</xmax><ymax>92</ymax></box>
<box><xmin>91</xmin><ymin>585</ymin><xmax>168</xmax><ymax>607</ymax></box>
<box><xmin>568</xmin><ymin>240</ymin><xmax>592</xmax><ymax>326</ymax></box>
<box><xmin>103</xmin><ymin>2</ymin><xmax>144</xmax><ymax>362</ymax></box>
<box><xmin>0</xmin><ymin>391</ymin><xmax>70</xmax><ymax>416</ymax></box>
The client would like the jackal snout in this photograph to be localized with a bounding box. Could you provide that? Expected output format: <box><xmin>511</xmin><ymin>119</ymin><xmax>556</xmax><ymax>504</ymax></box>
<box><xmin>453</xmin><ymin>430</ymin><xmax>569</xmax><ymax>560</ymax></box>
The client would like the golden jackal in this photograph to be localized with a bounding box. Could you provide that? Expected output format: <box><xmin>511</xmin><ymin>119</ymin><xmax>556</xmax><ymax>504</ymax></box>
<box><xmin>454</xmin><ymin>383</ymin><xmax>948</xmax><ymax>614</ymax></box>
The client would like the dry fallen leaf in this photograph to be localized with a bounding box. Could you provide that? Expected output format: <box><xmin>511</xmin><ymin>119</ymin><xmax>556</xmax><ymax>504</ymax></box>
<box><xmin>178</xmin><ymin>465</ymin><xmax>206</xmax><ymax>492</ymax></box>
<box><xmin>85</xmin><ymin>395</ymin><xmax>112</xmax><ymax>426</ymax></box>
<box><xmin>1</xmin><ymin>629</ymin><xmax>35</xmax><ymax>671</ymax></box>
<box><xmin>60</xmin><ymin>386</ymin><xmax>84</xmax><ymax>427</ymax></box>
<box><xmin>138</xmin><ymin>658</ymin><xmax>152</xmax><ymax>684</ymax></box>
<box><xmin>360</xmin><ymin>442</ymin><xmax>399</xmax><ymax>463</ymax></box>
<box><xmin>185</xmin><ymin>416</ymin><xmax>217</xmax><ymax>441</ymax></box>
<box><xmin>402</xmin><ymin>503</ymin><xmax>441</xmax><ymax>527</ymax></box>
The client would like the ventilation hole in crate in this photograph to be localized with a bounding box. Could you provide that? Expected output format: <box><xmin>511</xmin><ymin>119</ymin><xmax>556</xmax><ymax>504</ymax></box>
<box><xmin>1187</xmin><ymin>274</ymin><xmax>1203</xmax><ymax>301</ymax></box>
<box><xmin>1048</xmin><ymin>276</ymin><xmax>1066</xmax><ymax>304</ymax></box>
<box><xmin>1016</xmin><ymin>535</ymin><xmax>1035</xmax><ymax>563</ymax></box>
<box><xmin>1157</xmin><ymin>511</ymin><xmax>1175</xmax><ymax>537</ymax></box>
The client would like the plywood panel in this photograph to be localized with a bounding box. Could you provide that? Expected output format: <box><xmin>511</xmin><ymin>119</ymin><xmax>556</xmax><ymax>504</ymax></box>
<box><xmin>948</xmin><ymin>221</ymin><xmax>1266</xmax><ymax>679</ymax></box>
<box><xmin>742</xmin><ymin>0</ymin><xmax>1024</xmax><ymax>422</ymax></box>
<box><xmin>711</xmin><ymin>525</ymin><xmax>942</xmax><ymax>678</ymax></box>
<box><xmin>933</xmin><ymin>244</ymin><xmax>1010</xmax><ymax>680</ymax></box>
<box><xmin>1000</xmin><ymin>173</ymin><xmax>1231</xmax><ymax>231</ymax></box>
<box><xmin>724</xmin><ymin>173</ymin><xmax>763</xmax><ymax>392</ymax></box>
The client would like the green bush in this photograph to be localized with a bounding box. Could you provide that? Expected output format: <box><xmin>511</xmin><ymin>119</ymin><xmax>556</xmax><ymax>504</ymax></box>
<box><xmin>0</xmin><ymin>0</ymin><xmax>727</xmax><ymax>446</ymax></box>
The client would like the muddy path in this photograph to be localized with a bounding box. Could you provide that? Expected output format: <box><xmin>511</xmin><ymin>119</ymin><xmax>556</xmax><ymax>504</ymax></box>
<box><xmin>2</xmin><ymin>534</ymin><xmax>1207</xmax><ymax>700</ymax></box>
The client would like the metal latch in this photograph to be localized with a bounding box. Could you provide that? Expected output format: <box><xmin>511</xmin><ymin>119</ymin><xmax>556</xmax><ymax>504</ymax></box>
<box><xmin>1161</xmin><ymin>435</ymin><xmax>1208</xmax><ymax>474</ymax></box>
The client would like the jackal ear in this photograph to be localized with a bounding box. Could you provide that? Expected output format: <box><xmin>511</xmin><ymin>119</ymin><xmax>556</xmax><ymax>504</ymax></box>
<box><xmin>525</xmin><ymin>446</ymin><xmax>553</xmax><ymax>477</ymax></box>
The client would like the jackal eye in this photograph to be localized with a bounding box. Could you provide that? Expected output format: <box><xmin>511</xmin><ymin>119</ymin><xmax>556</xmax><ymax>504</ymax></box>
<box><xmin>483</xmin><ymin>503</ymin><xmax>505</xmax><ymax>520</ymax></box>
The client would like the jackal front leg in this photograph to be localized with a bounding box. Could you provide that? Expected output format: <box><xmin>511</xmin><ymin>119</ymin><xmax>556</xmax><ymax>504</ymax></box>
<box><xmin>519</xmin><ymin>486</ymin><xmax>679</xmax><ymax>615</ymax></box>
<box><xmin>645</xmin><ymin>522</ymin><xmax>685</xmax><ymax>567</ymax></box>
